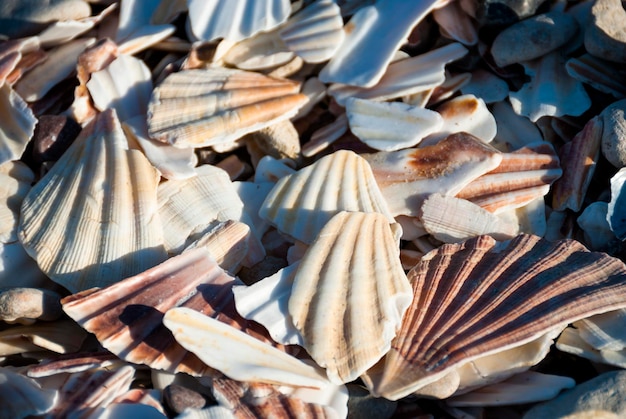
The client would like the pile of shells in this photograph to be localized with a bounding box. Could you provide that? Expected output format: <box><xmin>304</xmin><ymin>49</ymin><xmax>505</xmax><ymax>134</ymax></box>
<box><xmin>2</xmin><ymin>0</ymin><xmax>626</xmax><ymax>417</ymax></box>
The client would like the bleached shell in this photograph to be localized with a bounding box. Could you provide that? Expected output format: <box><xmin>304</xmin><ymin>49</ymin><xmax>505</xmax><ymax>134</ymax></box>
<box><xmin>164</xmin><ymin>307</ymin><xmax>329</xmax><ymax>388</ymax></box>
<box><xmin>0</xmin><ymin>320</ymin><xmax>87</xmax><ymax>356</ymax></box>
<box><xmin>433</xmin><ymin>0</ymin><xmax>478</xmax><ymax>46</ymax></box>
<box><xmin>0</xmin><ymin>242</ymin><xmax>51</xmax><ymax>289</ymax></box>
<box><xmin>346</xmin><ymin>97</ymin><xmax>443</xmax><ymax>151</ymax></box>
<box><xmin>575</xmin><ymin>309</ymin><xmax>626</xmax><ymax>352</ymax></box>
<box><xmin>566</xmin><ymin>53</ymin><xmax>626</xmax><ymax>98</ymax></box>
<box><xmin>37</xmin><ymin>4</ymin><xmax>116</xmax><ymax>48</ymax></box>
<box><xmin>278</xmin><ymin>0</ymin><xmax>344</xmax><ymax>63</ymax></box>
<box><xmin>420</xmin><ymin>193</ymin><xmax>519</xmax><ymax>243</ymax></box>
<box><xmin>288</xmin><ymin>211</ymin><xmax>412</xmax><ymax>384</ymax></box>
<box><xmin>552</xmin><ymin>116</ymin><xmax>602</xmax><ymax>211</ymax></box>
<box><xmin>0</xmin><ymin>84</ymin><xmax>37</xmax><ymax>165</ymax></box>
<box><xmin>158</xmin><ymin>164</ymin><xmax>244</xmax><ymax>255</ymax></box>
<box><xmin>319</xmin><ymin>0</ymin><xmax>440</xmax><ymax>87</ymax></box>
<box><xmin>27</xmin><ymin>352</ymin><xmax>121</xmax><ymax>378</ymax></box>
<box><xmin>0</xmin><ymin>368</ymin><xmax>57</xmax><ymax>417</ymax></box>
<box><xmin>328</xmin><ymin>43</ymin><xmax>467</xmax><ymax>106</ymax></box>
<box><xmin>259</xmin><ymin>150</ymin><xmax>394</xmax><ymax>244</ymax></box>
<box><xmin>491</xmin><ymin>101</ymin><xmax>544</xmax><ymax>151</ymax></box>
<box><xmin>364</xmin><ymin>234</ymin><xmax>626</xmax><ymax>400</ymax></box>
<box><xmin>147</xmin><ymin>68</ymin><xmax>308</xmax><ymax>148</ymax></box>
<box><xmin>187</xmin><ymin>0</ymin><xmax>291</xmax><ymax>42</ymax></box>
<box><xmin>301</xmin><ymin>113</ymin><xmax>349</xmax><ymax>158</ymax></box>
<box><xmin>608</xmin><ymin>167</ymin><xmax>626</xmax><ymax>239</ymax></box>
<box><xmin>461</xmin><ymin>69</ymin><xmax>509</xmax><ymax>104</ymax></box>
<box><xmin>556</xmin><ymin>326</ymin><xmax>626</xmax><ymax>368</ymax></box>
<box><xmin>0</xmin><ymin>161</ymin><xmax>34</xmax><ymax>243</ymax></box>
<box><xmin>116</xmin><ymin>0</ymin><xmax>166</xmax><ymax>42</ymax></box>
<box><xmin>233</xmin><ymin>181</ymin><xmax>274</xmax><ymax>240</ymax></box>
<box><xmin>425</xmin><ymin>94</ymin><xmax>496</xmax><ymax>144</ymax></box>
<box><xmin>62</xmin><ymin>247</ymin><xmax>277</xmax><ymax>377</ymax></box>
<box><xmin>578</xmin><ymin>202</ymin><xmax>616</xmax><ymax>250</ymax></box>
<box><xmin>363</xmin><ymin>132</ymin><xmax>503</xmax><ymax>217</ymax></box>
<box><xmin>220</xmin><ymin>31</ymin><xmax>294</xmax><ymax>71</ymax></box>
<box><xmin>19</xmin><ymin>110</ymin><xmax>167</xmax><ymax>293</ymax></box>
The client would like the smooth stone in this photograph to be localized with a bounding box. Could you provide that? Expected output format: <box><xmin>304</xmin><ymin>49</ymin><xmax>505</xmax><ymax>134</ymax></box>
<box><xmin>0</xmin><ymin>287</ymin><xmax>63</xmax><ymax>324</ymax></box>
<box><xmin>491</xmin><ymin>11</ymin><xmax>579</xmax><ymax>67</ymax></box>
<box><xmin>475</xmin><ymin>0</ymin><xmax>549</xmax><ymax>27</ymax></box>
<box><xmin>32</xmin><ymin>115</ymin><xmax>81</xmax><ymax>164</ymax></box>
<box><xmin>0</xmin><ymin>0</ymin><xmax>91</xmax><ymax>38</ymax></box>
<box><xmin>163</xmin><ymin>384</ymin><xmax>208</xmax><ymax>414</ymax></box>
<box><xmin>346</xmin><ymin>384</ymin><xmax>397</xmax><ymax>419</ymax></box>
<box><xmin>585</xmin><ymin>0</ymin><xmax>626</xmax><ymax>64</ymax></box>
<box><xmin>600</xmin><ymin>99</ymin><xmax>626</xmax><ymax>168</ymax></box>
<box><xmin>523</xmin><ymin>371</ymin><xmax>626</xmax><ymax>418</ymax></box>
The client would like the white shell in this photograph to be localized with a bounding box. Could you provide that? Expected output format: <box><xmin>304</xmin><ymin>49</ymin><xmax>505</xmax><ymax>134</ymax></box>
<box><xmin>163</xmin><ymin>307</ymin><xmax>330</xmax><ymax>388</ymax></box>
<box><xmin>575</xmin><ymin>309</ymin><xmax>626</xmax><ymax>352</ymax></box>
<box><xmin>608</xmin><ymin>167</ymin><xmax>626</xmax><ymax>239</ymax></box>
<box><xmin>433</xmin><ymin>0</ymin><xmax>478</xmax><ymax>46</ymax></box>
<box><xmin>0</xmin><ymin>368</ymin><xmax>57</xmax><ymax>417</ymax></box>
<box><xmin>0</xmin><ymin>242</ymin><xmax>51</xmax><ymax>289</ymax></box>
<box><xmin>461</xmin><ymin>69</ymin><xmax>509</xmax><ymax>104</ymax></box>
<box><xmin>491</xmin><ymin>101</ymin><xmax>544</xmax><ymax>151</ymax></box>
<box><xmin>578</xmin><ymin>202</ymin><xmax>616</xmax><ymax>250</ymax></box>
<box><xmin>346</xmin><ymin>97</ymin><xmax>443</xmax><ymax>151</ymax></box>
<box><xmin>187</xmin><ymin>0</ymin><xmax>291</xmax><ymax>42</ymax></box>
<box><xmin>19</xmin><ymin>110</ymin><xmax>167</xmax><ymax>293</ymax></box>
<box><xmin>425</xmin><ymin>94</ymin><xmax>497</xmax><ymax>144</ymax></box>
<box><xmin>259</xmin><ymin>150</ymin><xmax>395</xmax><ymax>244</ymax></box>
<box><xmin>0</xmin><ymin>84</ymin><xmax>37</xmax><ymax>165</ymax></box>
<box><xmin>0</xmin><ymin>161</ymin><xmax>34</xmax><ymax>243</ymax></box>
<box><xmin>556</xmin><ymin>326</ymin><xmax>626</xmax><ymax>368</ymax></box>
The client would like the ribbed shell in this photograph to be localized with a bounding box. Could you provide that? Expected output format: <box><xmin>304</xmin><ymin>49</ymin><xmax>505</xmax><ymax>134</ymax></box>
<box><xmin>426</xmin><ymin>94</ymin><xmax>496</xmax><ymax>144</ymax></box>
<box><xmin>259</xmin><ymin>150</ymin><xmax>394</xmax><ymax>244</ymax></box>
<box><xmin>147</xmin><ymin>68</ymin><xmax>308</xmax><ymax>148</ymax></box>
<box><xmin>366</xmin><ymin>234</ymin><xmax>626</xmax><ymax>400</ymax></box>
<box><xmin>18</xmin><ymin>110</ymin><xmax>167</xmax><ymax>293</ymax></box>
<box><xmin>566</xmin><ymin>53</ymin><xmax>626</xmax><ymax>98</ymax></box>
<box><xmin>288</xmin><ymin>211</ymin><xmax>412</xmax><ymax>384</ymax></box>
<box><xmin>62</xmin><ymin>247</ymin><xmax>277</xmax><ymax>377</ymax></box>
<box><xmin>0</xmin><ymin>161</ymin><xmax>34</xmax><ymax>243</ymax></box>
<box><xmin>0</xmin><ymin>84</ymin><xmax>36</xmax><ymax>165</ymax></box>
<box><xmin>278</xmin><ymin>0</ymin><xmax>344</xmax><ymax>63</ymax></box>
<box><xmin>0</xmin><ymin>368</ymin><xmax>57</xmax><ymax>418</ymax></box>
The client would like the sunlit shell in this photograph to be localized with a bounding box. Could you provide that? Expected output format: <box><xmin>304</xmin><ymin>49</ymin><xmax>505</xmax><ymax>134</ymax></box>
<box><xmin>319</xmin><ymin>0</ymin><xmax>440</xmax><ymax>87</ymax></box>
<box><xmin>363</xmin><ymin>132</ymin><xmax>503</xmax><ymax>217</ymax></box>
<box><xmin>278</xmin><ymin>0</ymin><xmax>344</xmax><ymax>63</ymax></box>
<box><xmin>425</xmin><ymin>94</ymin><xmax>496</xmax><ymax>144</ymax></box>
<box><xmin>0</xmin><ymin>37</ymin><xmax>39</xmax><ymax>86</ymax></box>
<box><xmin>0</xmin><ymin>84</ymin><xmax>37</xmax><ymax>165</ymax></box>
<box><xmin>433</xmin><ymin>0</ymin><xmax>478</xmax><ymax>46</ymax></box>
<box><xmin>187</xmin><ymin>0</ymin><xmax>291</xmax><ymax>42</ymax></box>
<box><xmin>575</xmin><ymin>309</ymin><xmax>626</xmax><ymax>352</ymax></box>
<box><xmin>345</xmin><ymin>97</ymin><xmax>443</xmax><ymax>151</ymax></box>
<box><xmin>0</xmin><ymin>320</ymin><xmax>87</xmax><ymax>356</ymax></box>
<box><xmin>608</xmin><ymin>167</ymin><xmax>626</xmax><ymax>240</ymax></box>
<box><xmin>456</xmin><ymin>142</ymin><xmax>562</xmax><ymax>213</ymax></box>
<box><xmin>364</xmin><ymin>234</ymin><xmax>626</xmax><ymax>400</ymax></box>
<box><xmin>556</xmin><ymin>326</ymin><xmax>626</xmax><ymax>368</ymax></box>
<box><xmin>62</xmin><ymin>247</ymin><xmax>277</xmax><ymax>377</ymax></box>
<box><xmin>0</xmin><ymin>368</ymin><xmax>57</xmax><ymax>418</ymax></box>
<box><xmin>37</xmin><ymin>4</ymin><xmax>116</xmax><ymax>48</ymax></box>
<box><xmin>0</xmin><ymin>242</ymin><xmax>51</xmax><ymax>289</ymax></box>
<box><xmin>116</xmin><ymin>0</ymin><xmax>175</xmax><ymax>53</ymax></box>
<box><xmin>27</xmin><ymin>352</ymin><xmax>121</xmax><ymax>378</ymax></box>
<box><xmin>246</xmin><ymin>120</ymin><xmax>301</xmax><ymax>165</ymax></box>
<box><xmin>219</xmin><ymin>31</ymin><xmax>294</xmax><ymax>71</ymax></box>
<box><xmin>19</xmin><ymin>110</ymin><xmax>167</xmax><ymax>293</ymax></box>
<box><xmin>287</xmin><ymin>211</ymin><xmax>411</xmax><ymax>384</ymax></box>
<box><xmin>0</xmin><ymin>161</ymin><xmax>34</xmax><ymax>243</ymax></box>
<box><xmin>164</xmin><ymin>307</ymin><xmax>329</xmax><ymax>388</ymax></box>
<box><xmin>259</xmin><ymin>150</ymin><xmax>394</xmax><ymax>244</ymax></box>
<box><xmin>461</xmin><ymin>69</ymin><xmax>509</xmax><ymax>104</ymax></box>
<box><xmin>491</xmin><ymin>101</ymin><xmax>544</xmax><ymax>151</ymax></box>
<box><xmin>301</xmin><ymin>113</ymin><xmax>349</xmax><ymax>158</ymax></box>
<box><xmin>147</xmin><ymin>68</ymin><xmax>308</xmax><ymax>148</ymax></box>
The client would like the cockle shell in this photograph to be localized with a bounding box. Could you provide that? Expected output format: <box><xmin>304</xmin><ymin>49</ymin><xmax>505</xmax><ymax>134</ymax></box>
<box><xmin>18</xmin><ymin>110</ymin><xmax>167</xmax><ymax>293</ymax></box>
<box><xmin>0</xmin><ymin>84</ymin><xmax>36</xmax><ymax>165</ymax></box>
<box><xmin>147</xmin><ymin>68</ymin><xmax>308</xmax><ymax>149</ymax></box>
<box><xmin>288</xmin><ymin>211</ymin><xmax>412</xmax><ymax>384</ymax></box>
<box><xmin>0</xmin><ymin>161</ymin><xmax>34</xmax><ymax>243</ymax></box>
<box><xmin>0</xmin><ymin>368</ymin><xmax>57</xmax><ymax>418</ymax></box>
<box><xmin>259</xmin><ymin>150</ymin><xmax>394</xmax><ymax>244</ymax></box>
<box><xmin>364</xmin><ymin>234</ymin><xmax>626</xmax><ymax>400</ymax></box>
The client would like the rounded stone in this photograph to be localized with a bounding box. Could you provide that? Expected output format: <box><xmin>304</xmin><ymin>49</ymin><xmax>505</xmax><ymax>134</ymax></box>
<box><xmin>32</xmin><ymin>115</ymin><xmax>81</xmax><ymax>164</ymax></box>
<box><xmin>600</xmin><ymin>99</ymin><xmax>626</xmax><ymax>168</ymax></box>
<box><xmin>491</xmin><ymin>11</ymin><xmax>579</xmax><ymax>67</ymax></box>
<box><xmin>0</xmin><ymin>288</ymin><xmax>63</xmax><ymax>325</ymax></box>
<box><xmin>163</xmin><ymin>384</ymin><xmax>208</xmax><ymax>414</ymax></box>
<box><xmin>585</xmin><ymin>0</ymin><xmax>626</xmax><ymax>64</ymax></box>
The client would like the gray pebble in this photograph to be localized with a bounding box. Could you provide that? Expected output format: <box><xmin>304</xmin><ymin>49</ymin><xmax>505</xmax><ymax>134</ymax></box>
<box><xmin>585</xmin><ymin>0</ymin><xmax>626</xmax><ymax>63</ymax></box>
<box><xmin>164</xmin><ymin>384</ymin><xmax>208</xmax><ymax>414</ymax></box>
<box><xmin>600</xmin><ymin>99</ymin><xmax>626</xmax><ymax>168</ymax></box>
<box><xmin>0</xmin><ymin>288</ymin><xmax>63</xmax><ymax>324</ymax></box>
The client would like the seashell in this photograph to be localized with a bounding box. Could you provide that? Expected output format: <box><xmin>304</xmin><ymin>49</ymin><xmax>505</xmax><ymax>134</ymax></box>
<box><xmin>253</xmin><ymin>156</ymin><xmax>296</xmax><ymax>184</ymax></box>
<box><xmin>363</xmin><ymin>132</ymin><xmax>503</xmax><ymax>217</ymax></box>
<box><xmin>0</xmin><ymin>367</ymin><xmax>57</xmax><ymax>418</ymax></box>
<box><xmin>0</xmin><ymin>320</ymin><xmax>87</xmax><ymax>356</ymax></box>
<box><xmin>552</xmin><ymin>116</ymin><xmax>602</xmax><ymax>212</ymax></box>
<box><xmin>292</xmin><ymin>77</ymin><xmax>327</xmax><ymax>121</ymax></box>
<box><xmin>419</xmin><ymin>193</ymin><xmax>519</xmax><ymax>243</ymax></box>
<box><xmin>14</xmin><ymin>37</ymin><xmax>95</xmax><ymax>102</ymax></box>
<box><xmin>0</xmin><ymin>85</ymin><xmax>37</xmax><ymax>165</ymax></box>
<box><xmin>447</xmin><ymin>371</ymin><xmax>575</xmax><ymax>407</ymax></box>
<box><xmin>328</xmin><ymin>42</ymin><xmax>468</xmax><ymax>106</ymax></box>
<box><xmin>118</xmin><ymin>25</ymin><xmax>177</xmax><ymax>56</ymax></box>
<box><xmin>509</xmin><ymin>51</ymin><xmax>591</xmax><ymax>122</ymax></box>
<box><xmin>187</xmin><ymin>0</ymin><xmax>291</xmax><ymax>42</ymax></box>
<box><xmin>363</xmin><ymin>234</ymin><xmax>626</xmax><ymax>400</ymax></box>
<box><xmin>116</xmin><ymin>0</ymin><xmax>171</xmax><ymax>43</ymax></box>
<box><xmin>608</xmin><ymin>167</ymin><xmax>626</xmax><ymax>240</ymax></box>
<box><xmin>288</xmin><ymin>211</ymin><xmax>412</xmax><ymax>384</ymax></box>
<box><xmin>0</xmin><ymin>242</ymin><xmax>51</xmax><ymax>289</ymax></box>
<box><xmin>88</xmin><ymin>400</ymin><xmax>167</xmax><ymax>419</ymax></box>
<box><xmin>19</xmin><ymin>109</ymin><xmax>167</xmax><ymax>293</ymax></box>
<box><xmin>245</xmin><ymin>119</ymin><xmax>301</xmax><ymax>165</ymax></box>
<box><xmin>491</xmin><ymin>101</ymin><xmax>544</xmax><ymax>151</ymax></box>
<box><xmin>37</xmin><ymin>3</ymin><xmax>116</xmax><ymax>48</ymax></box>
<box><xmin>345</xmin><ymin>97</ymin><xmax>443</xmax><ymax>151</ymax></box>
<box><xmin>508</xmin><ymin>196</ymin><xmax>547</xmax><ymax>237</ymax></box>
<box><xmin>158</xmin><ymin>164</ymin><xmax>245</xmax><ymax>255</ymax></box>
<box><xmin>460</xmin><ymin>68</ymin><xmax>509</xmax><ymax>104</ymax></box>
<box><xmin>147</xmin><ymin>67</ymin><xmax>308</xmax><ymax>149</ymax></box>
<box><xmin>0</xmin><ymin>161</ymin><xmax>34</xmax><ymax>243</ymax></box>
<box><xmin>578</xmin><ymin>202</ymin><xmax>616</xmax><ymax>251</ymax></box>
<box><xmin>0</xmin><ymin>288</ymin><xmax>62</xmax><ymax>325</ymax></box>
<box><xmin>233</xmin><ymin>181</ymin><xmax>274</xmax><ymax>240</ymax></box>
<box><xmin>319</xmin><ymin>0</ymin><xmax>440</xmax><ymax>87</ymax></box>
<box><xmin>27</xmin><ymin>352</ymin><xmax>121</xmax><ymax>378</ymax></box>
<box><xmin>566</xmin><ymin>53</ymin><xmax>626</xmax><ymax>98</ymax></box>
<box><xmin>164</xmin><ymin>307</ymin><xmax>330</xmax><ymax>388</ymax></box>
<box><xmin>5</xmin><ymin>48</ymin><xmax>48</xmax><ymax>87</ymax></box>
<box><xmin>62</xmin><ymin>247</ymin><xmax>278</xmax><ymax>377</ymax></box>
<box><xmin>301</xmin><ymin>113</ymin><xmax>349</xmax><ymax>158</ymax></box>
<box><xmin>432</xmin><ymin>0</ymin><xmax>478</xmax><ymax>46</ymax></box>
<box><xmin>278</xmin><ymin>0</ymin><xmax>345</xmax><ymax>63</ymax></box>
<box><xmin>456</xmin><ymin>142</ymin><xmax>562</xmax><ymax>213</ymax></box>
<box><xmin>219</xmin><ymin>31</ymin><xmax>294</xmax><ymax>71</ymax></box>
<box><xmin>574</xmin><ymin>309</ymin><xmax>626</xmax><ymax>355</ymax></box>
<box><xmin>556</xmin><ymin>326</ymin><xmax>626</xmax><ymax>369</ymax></box>
<box><xmin>424</xmin><ymin>94</ymin><xmax>496</xmax><ymax>144</ymax></box>
<box><xmin>0</xmin><ymin>37</ymin><xmax>39</xmax><ymax>86</ymax></box>
<box><xmin>259</xmin><ymin>150</ymin><xmax>394</xmax><ymax>244</ymax></box>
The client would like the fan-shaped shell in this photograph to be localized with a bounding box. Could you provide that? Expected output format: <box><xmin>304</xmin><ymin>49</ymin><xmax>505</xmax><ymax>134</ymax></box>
<box><xmin>259</xmin><ymin>150</ymin><xmax>394</xmax><ymax>244</ymax></box>
<box><xmin>147</xmin><ymin>68</ymin><xmax>308</xmax><ymax>149</ymax></box>
<box><xmin>0</xmin><ymin>84</ymin><xmax>36</xmax><ymax>165</ymax></box>
<box><xmin>364</xmin><ymin>234</ymin><xmax>626</xmax><ymax>400</ymax></box>
<box><xmin>18</xmin><ymin>110</ymin><xmax>167</xmax><ymax>293</ymax></box>
<box><xmin>288</xmin><ymin>211</ymin><xmax>412</xmax><ymax>384</ymax></box>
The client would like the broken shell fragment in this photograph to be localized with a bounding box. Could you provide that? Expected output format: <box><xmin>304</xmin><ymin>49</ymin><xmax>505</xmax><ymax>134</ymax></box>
<box><xmin>0</xmin><ymin>84</ymin><xmax>37</xmax><ymax>165</ymax></box>
<box><xmin>608</xmin><ymin>167</ymin><xmax>626</xmax><ymax>239</ymax></box>
<box><xmin>147</xmin><ymin>67</ymin><xmax>308</xmax><ymax>148</ymax></box>
<box><xmin>364</xmin><ymin>234</ymin><xmax>626</xmax><ymax>400</ymax></box>
<box><xmin>425</xmin><ymin>94</ymin><xmax>496</xmax><ymax>144</ymax></box>
<box><xmin>0</xmin><ymin>161</ymin><xmax>34</xmax><ymax>244</ymax></box>
<box><xmin>0</xmin><ymin>367</ymin><xmax>57</xmax><ymax>418</ymax></box>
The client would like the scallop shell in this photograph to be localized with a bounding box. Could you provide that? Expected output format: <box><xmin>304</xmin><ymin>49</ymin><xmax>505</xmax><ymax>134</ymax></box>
<box><xmin>363</xmin><ymin>132</ymin><xmax>503</xmax><ymax>217</ymax></box>
<box><xmin>556</xmin><ymin>326</ymin><xmax>626</xmax><ymax>368</ymax></box>
<box><xmin>288</xmin><ymin>211</ymin><xmax>412</xmax><ymax>384</ymax></box>
<box><xmin>345</xmin><ymin>97</ymin><xmax>443</xmax><ymax>151</ymax></box>
<box><xmin>432</xmin><ymin>0</ymin><xmax>478</xmax><ymax>46</ymax></box>
<box><xmin>19</xmin><ymin>109</ymin><xmax>167</xmax><ymax>293</ymax></box>
<box><xmin>147</xmin><ymin>68</ymin><xmax>308</xmax><ymax>149</ymax></box>
<box><xmin>0</xmin><ymin>161</ymin><xmax>34</xmax><ymax>243</ymax></box>
<box><xmin>27</xmin><ymin>352</ymin><xmax>121</xmax><ymax>378</ymax></box>
<box><xmin>575</xmin><ymin>309</ymin><xmax>626</xmax><ymax>352</ymax></box>
<box><xmin>259</xmin><ymin>150</ymin><xmax>395</xmax><ymax>244</ymax></box>
<box><xmin>0</xmin><ymin>368</ymin><xmax>57</xmax><ymax>418</ymax></box>
<box><xmin>364</xmin><ymin>234</ymin><xmax>626</xmax><ymax>400</ymax></box>
<box><xmin>425</xmin><ymin>94</ymin><xmax>496</xmax><ymax>144</ymax></box>
<box><xmin>187</xmin><ymin>0</ymin><xmax>291</xmax><ymax>42</ymax></box>
<box><xmin>62</xmin><ymin>247</ymin><xmax>278</xmax><ymax>377</ymax></box>
<box><xmin>0</xmin><ymin>84</ymin><xmax>37</xmax><ymax>165</ymax></box>
<box><xmin>278</xmin><ymin>0</ymin><xmax>344</xmax><ymax>63</ymax></box>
